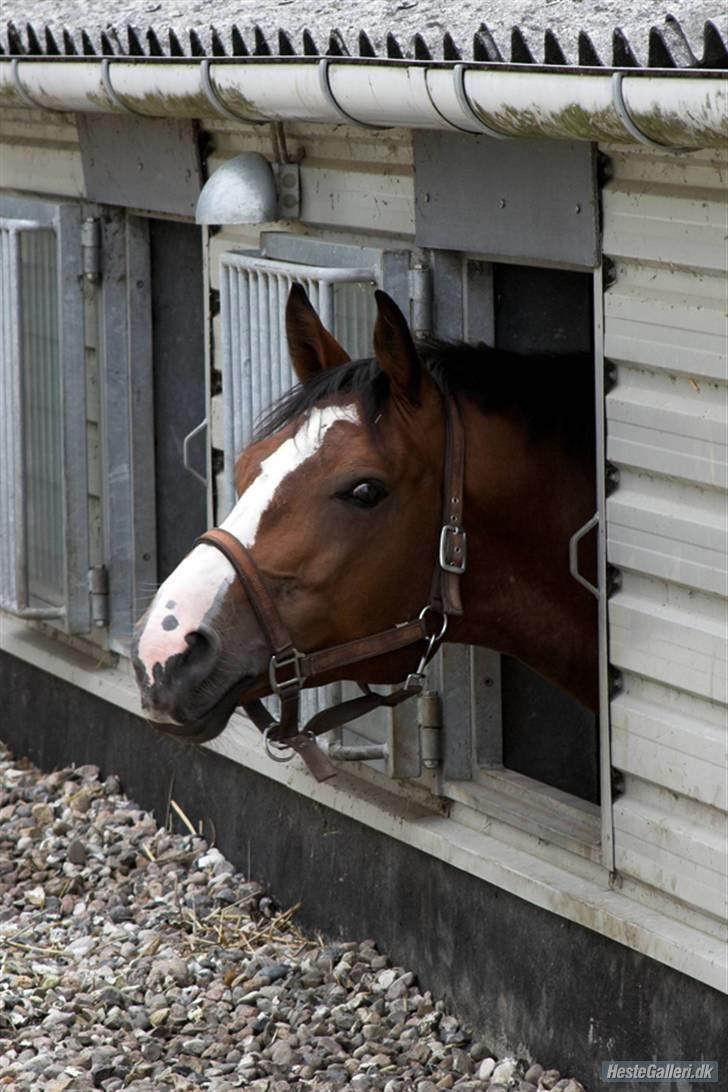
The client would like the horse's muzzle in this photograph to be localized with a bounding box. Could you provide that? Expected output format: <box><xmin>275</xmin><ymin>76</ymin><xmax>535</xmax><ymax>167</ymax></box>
<box><xmin>131</xmin><ymin>623</ymin><xmax>250</xmax><ymax>741</ymax></box>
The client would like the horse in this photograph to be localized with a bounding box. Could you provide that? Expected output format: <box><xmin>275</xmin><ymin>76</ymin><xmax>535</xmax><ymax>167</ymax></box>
<box><xmin>131</xmin><ymin>285</ymin><xmax>597</xmax><ymax>766</ymax></box>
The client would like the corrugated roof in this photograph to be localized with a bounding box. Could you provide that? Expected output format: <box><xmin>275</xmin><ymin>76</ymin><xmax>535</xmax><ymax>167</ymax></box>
<box><xmin>2</xmin><ymin>4</ymin><xmax>726</xmax><ymax>68</ymax></box>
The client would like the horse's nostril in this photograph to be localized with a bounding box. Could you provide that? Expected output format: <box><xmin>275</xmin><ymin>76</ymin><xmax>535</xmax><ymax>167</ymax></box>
<box><xmin>183</xmin><ymin>625</ymin><xmax>221</xmax><ymax>673</ymax></box>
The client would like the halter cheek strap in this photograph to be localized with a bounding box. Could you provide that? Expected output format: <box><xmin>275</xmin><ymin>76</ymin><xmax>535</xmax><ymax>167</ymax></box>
<box><xmin>195</xmin><ymin>394</ymin><xmax>466</xmax><ymax>782</ymax></box>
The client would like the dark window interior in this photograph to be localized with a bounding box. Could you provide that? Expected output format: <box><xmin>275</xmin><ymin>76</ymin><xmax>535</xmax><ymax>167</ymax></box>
<box><xmin>149</xmin><ymin>220</ymin><xmax>207</xmax><ymax>583</ymax></box>
<box><xmin>493</xmin><ymin>263</ymin><xmax>599</xmax><ymax>805</ymax></box>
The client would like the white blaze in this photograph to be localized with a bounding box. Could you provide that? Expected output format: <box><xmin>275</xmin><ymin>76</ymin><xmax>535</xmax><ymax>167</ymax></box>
<box><xmin>136</xmin><ymin>405</ymin><xmax>358</xmax><ymax>682</ymax></box>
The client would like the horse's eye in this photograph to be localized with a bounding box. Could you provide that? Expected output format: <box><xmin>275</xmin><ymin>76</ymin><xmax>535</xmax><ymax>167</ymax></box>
<box><xmin>340</xmin><ymin>481</ymin><xmax>388</xmax><ymax>508</ymax></box>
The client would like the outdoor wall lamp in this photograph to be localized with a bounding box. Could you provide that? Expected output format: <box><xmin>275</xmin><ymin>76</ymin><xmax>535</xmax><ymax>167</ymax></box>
<box><xmin>195</xmin><ymin>152</ymin><xmax>301</xmax><ymax>225</ymax></box>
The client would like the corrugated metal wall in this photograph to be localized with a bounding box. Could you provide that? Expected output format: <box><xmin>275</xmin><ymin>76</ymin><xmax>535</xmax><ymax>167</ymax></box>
<box><xmin>602</xmin><ymin>145</ymin><xmax>728</xmax><ymax>932</ymax></box>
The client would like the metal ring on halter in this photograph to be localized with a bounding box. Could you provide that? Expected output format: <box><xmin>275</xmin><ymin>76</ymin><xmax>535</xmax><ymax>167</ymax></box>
<box><xmin>404</xmin><ymin>607</ymin><xmax>449</xmax><ymax>687</ymax></box>
<box><xmin>263</xmin><ymin>724</ymin><xmax>296</xmax><ymax>763</ymax></box>
<box><xmin>419</xmin><ymin>605</ymin><xmax>449</xmax><ymax>643</ymax></box>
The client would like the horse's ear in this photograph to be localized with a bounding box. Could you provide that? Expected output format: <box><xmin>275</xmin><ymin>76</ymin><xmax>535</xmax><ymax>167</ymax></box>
<box><xmin>372</xmin><ymin>290</ymin><xmax>421</xmax><ymax>405</ymax></box>
<box><xmin>285</xmin><ymin>283</ymin><xmax>350</xmax><ymax>383</ymax></box>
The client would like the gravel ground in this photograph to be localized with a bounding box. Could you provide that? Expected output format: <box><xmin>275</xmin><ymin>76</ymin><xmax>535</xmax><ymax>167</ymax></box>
<box><xmin>0</xmin><ymin>742</ymin><xmax>587</xmax><ymax>1092</ymax></box>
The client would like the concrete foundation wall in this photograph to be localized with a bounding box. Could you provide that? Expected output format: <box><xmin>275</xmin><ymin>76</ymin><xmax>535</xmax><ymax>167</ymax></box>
<box><xmin>2</xmin><ymin>650</ymin><xmax>726</xmax><ymax>1089</ymax></box>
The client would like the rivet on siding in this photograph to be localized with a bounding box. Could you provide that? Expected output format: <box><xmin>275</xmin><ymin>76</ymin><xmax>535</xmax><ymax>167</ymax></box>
<box><xmin>498</xmin><ymin>198</ymin><xmax>506</xmax><ymax>209</ymax></box>
<box><xmin>575</xmin><ymin>203</ymin><xmax>582</xmax><ymax>214</ymax></box>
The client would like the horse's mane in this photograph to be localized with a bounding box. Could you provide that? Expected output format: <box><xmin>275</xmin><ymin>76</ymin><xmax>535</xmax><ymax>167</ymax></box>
<box><xmin>257</xmin><ymin>339</ymin><xmax>595</xmax><ymax>455</ymax></box>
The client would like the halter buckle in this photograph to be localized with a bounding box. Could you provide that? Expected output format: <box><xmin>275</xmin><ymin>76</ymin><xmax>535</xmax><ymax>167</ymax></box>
<box><xmin>269</xmin><ymin>648</ymin><xmax>306</xmax><ymax>696</ymax></box>
<box><xmin>439</xmin><ymin>524</ymin><xmax>467</xmax><ymax>575</ymax></box>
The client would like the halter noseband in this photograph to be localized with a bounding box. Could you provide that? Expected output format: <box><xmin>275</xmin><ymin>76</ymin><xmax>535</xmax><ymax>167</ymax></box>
<box><xmin>195</xmin><ymin>395</ymin><xmax>467</xmax><ymax>782</ymax></box>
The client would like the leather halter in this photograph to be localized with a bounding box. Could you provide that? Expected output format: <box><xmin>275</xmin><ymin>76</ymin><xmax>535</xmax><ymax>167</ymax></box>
<box><xmin>196</xmin><ymin>394</ymin><xmax>467</xmax><ymax>782</ymax></box>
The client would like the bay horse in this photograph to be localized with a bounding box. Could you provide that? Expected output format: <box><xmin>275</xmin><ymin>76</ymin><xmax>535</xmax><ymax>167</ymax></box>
<box><xmin>132</xmin><ymin>286</ymin><xmax>597</xmax><ymax>767</ymax></box>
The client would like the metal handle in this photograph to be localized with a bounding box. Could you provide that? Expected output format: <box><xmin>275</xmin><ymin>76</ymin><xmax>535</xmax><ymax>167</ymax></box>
<box><xmin>569</xmin><ymin>512</ymin><xmax>599</xmax><ymax>598</ymax></box>
<box><xmin>182</xmin><ymin>418</ymin><xmax>208</xmax><ymax>486</ymax></box>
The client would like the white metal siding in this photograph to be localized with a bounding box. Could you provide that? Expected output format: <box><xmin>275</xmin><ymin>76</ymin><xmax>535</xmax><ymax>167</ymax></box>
<box><xmin>603</xmin><ymin>145</ymin><xmax>728</xmax><ymax>932</ymax></box>
<box><xmin>0</xmin><ymin>108</ymin><xmax>84</xmax><ymax>198</ymax></box>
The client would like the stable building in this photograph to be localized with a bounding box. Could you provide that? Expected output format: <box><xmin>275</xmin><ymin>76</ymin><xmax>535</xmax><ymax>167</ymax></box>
<box><xmin>0</xmin><ymin>5</ymin><xmax>726</xmax><ymax>1079</ymax></box>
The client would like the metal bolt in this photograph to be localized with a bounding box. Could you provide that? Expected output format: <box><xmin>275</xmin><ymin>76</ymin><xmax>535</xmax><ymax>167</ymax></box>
<box><xmin>575</xmin><ymin>203</ymin><xmax>582</xmax><ymax>214</ymax></box>
<box><xmin>499</xmin><ymin>198</ymin><xmax>506</xmax><ymax>209</ymax></box>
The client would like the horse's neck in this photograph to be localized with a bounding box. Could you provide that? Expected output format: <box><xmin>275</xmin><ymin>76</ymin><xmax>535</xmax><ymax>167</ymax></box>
<box><xmin>450</xmin><ymin>402</ymin><xmax>599</xmax><ymax>712</ymax></box>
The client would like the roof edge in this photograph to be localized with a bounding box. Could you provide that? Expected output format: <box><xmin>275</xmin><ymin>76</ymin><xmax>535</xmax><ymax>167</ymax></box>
<box><xmin>2</xmin><ymin>17</ymin><xmax>727</xmax><ymax>71</ymax></box>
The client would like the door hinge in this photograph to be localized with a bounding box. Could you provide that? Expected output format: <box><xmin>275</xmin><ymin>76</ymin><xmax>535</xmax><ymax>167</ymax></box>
<box><xmin>418</xmin><ymin>689</ymin><xmax>442</xmax><ymax>769</ymax></box>
<box><xmin>82</xmin><ymin>217</ymin><xmax>101</xmax><ymax>283</ymax></box>
<box><xmin>88</xmin><ymin>565</ymin><xmax>109</xmax><ymax>628</ymax></box>
<box><xmin>409</xmin><ymin>262</ymin><xmax>432</xmax><ymax>338</ymax></box>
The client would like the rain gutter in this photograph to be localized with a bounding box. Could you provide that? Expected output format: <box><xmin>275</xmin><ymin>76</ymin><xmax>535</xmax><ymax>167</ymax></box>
<box><xmin>0</xmin><ymin>57</ymin><xmax>726</xmax><ymax>148</ymax></box>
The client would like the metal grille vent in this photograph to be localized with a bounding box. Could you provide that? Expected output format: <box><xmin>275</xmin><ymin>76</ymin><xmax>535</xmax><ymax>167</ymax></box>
<box><xmin>0</xmin><ymin>217</ymin><xmax>65</xmax><ymax>620</ymax></box>
<box><xmin>219</xmin><ymin>253</ymin><xmax>377</xmax><ymax>515</ymax></box>
<box><xmin>0</xmin><ymin>201</ymin><xmax>88</xmax><ymax>632</ymax></box>
<box><xmin>218</xmin><ymin>252</ymin><xmax>378</xmax><ymax>723</ymax></box>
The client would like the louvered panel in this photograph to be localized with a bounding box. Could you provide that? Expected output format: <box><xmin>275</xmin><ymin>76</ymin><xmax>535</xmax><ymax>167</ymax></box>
<box><xmin>602</xmin><ymin>143</ymin><xmax>728</xmax><ymax>936</ymax></box>
<box><xmin>613</xmin><ymin>773</ymin><xmax>727</xmax><ymax>923</ymax></box>
<box><xmin>604</xmin><ymin>270</ymin><xmax>727</xmax><ymax>381</ymax></box>
<box><xmin>218</xmin><ymin>252</ymin><xmax>377</xmax><ymax>726</ymax></box>
<box><xmin>613</xmin><ymin>806</ymin><xmax>727</xmax><ymax>923</ymax></box>
<box><xmin>602</xmin><ymin>184</ymin><xmax>728</xmax><ymax>272</ymax></box>
<box><xmin>609</xmin><ymin>577</ymin><xmax>727</xmax><ymax>706</ymax></box>
<box><xmin>611</xmin><ymin>687</ymin><xmax>727</xmax><ymax>811</ymax></box>
<box><xmin>608</xmin><ymin>471</ymin><xmax>727</xmax><ymax>598</ymax></box>
<box><xmin>607</xmin><ymin>374</ymin><xmax>727</xmax><ymax>490</ymax></box>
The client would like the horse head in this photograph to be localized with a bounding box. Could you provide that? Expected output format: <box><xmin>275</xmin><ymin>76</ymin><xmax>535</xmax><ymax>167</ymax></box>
<box><xmin>132</xmin><ymin>284</ymin><xmax>598</xmax><ymax>745</ymax></box>
<box><xmin>132</xmin><ymin>287</ymin><xmax>453</xmax><ymax>740</ymax></box>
